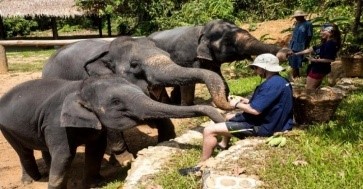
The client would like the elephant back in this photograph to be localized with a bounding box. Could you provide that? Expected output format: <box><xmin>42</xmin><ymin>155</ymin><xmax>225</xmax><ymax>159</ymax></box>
<box><xmin>42</xmin><ymin>39</ymin><xmax>110</xmax><ymax>81</ymax></box>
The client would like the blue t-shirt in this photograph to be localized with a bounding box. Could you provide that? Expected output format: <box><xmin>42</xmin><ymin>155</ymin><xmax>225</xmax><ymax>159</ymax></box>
<box><xmin>310</xmin><ymin>40</ymin><xmax>339</xmax><ymax>74</ymax></box>
<box><xmin>289</xmin><ymin>20</ymin><xmax>313</xmax><ymax>51</ymax></box>
<box><xmin>231</xmin><ymin>75</ymin><xmax>293</xmax><ymax>136</ymax></box>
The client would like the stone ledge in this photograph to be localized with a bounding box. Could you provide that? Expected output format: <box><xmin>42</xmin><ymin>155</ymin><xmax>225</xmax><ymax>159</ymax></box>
<box><xmin>123</xmin><ymin>127</ymin><xmax>265</xmax><ymax>189</ymax></box>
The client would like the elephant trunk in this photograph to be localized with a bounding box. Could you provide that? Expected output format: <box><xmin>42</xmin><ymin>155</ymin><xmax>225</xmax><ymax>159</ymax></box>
<box><xmin>236</xmin><ymin>32</ymin><xmax>290</xmax><ymax>61</ymax></box>
<box><xmin>135</xmin><ymin>94</ymin><xmax>225</xmax><ymax>123</ymax></box>
<box><xmin>150</xmin><ymin>63</ymin><xmax>234</xmax><ymax>110</ymax></box>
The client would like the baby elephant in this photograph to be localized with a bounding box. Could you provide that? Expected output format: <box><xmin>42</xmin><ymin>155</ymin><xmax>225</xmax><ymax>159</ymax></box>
<box><xmin>0</xmin><ymin>76</ymin><xmax>224</xmax><ymax>189</ymax></box>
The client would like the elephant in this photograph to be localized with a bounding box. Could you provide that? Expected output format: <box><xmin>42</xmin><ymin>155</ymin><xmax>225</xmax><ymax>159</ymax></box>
<box><xmin>148</xmin><ymin>19</ymin><xmax>292</xmax><ymax>105</ymax></box>
<box><xmin>42</xmin><ymin>36</ymin><xmax>233</xmax><ymax>143</ymax></box>
<box><xmin>0</xmin><ymin>76</ymin><xmax>225</xmax><ymax>188</ymax></box>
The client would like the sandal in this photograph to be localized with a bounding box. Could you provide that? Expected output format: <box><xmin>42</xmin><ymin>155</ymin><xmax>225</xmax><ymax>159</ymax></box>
<box><xmin>178</xmin><ymin>166</ymin><xmax>201</xmax><ymax>176</ymax></box>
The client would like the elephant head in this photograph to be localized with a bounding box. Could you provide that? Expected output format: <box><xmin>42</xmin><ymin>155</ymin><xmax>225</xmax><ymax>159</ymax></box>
<box><xmin>148</xmin><ymin>19</ymin><xmax>292</xmax><ymax>107</ymax></box>
<box><xmin>60</xmin><ymin>76</ymin><xmax>225</xmax><ymax>132</ymax></box>
<box><xmin>196</xmin><ymin>19</ymin><xmax>292</xmax><ymax>65</ymax></box>
<box><xmin>83</xmin><ymin>36</ymin><xmax>233</xmax><ymax>110</ymax></box>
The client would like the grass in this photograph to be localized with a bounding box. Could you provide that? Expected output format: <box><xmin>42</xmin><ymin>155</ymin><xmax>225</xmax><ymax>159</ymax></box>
<box><xmin>5</xmin><ymin>46</ymin><xmax>56</xmax><ymax>72</ymax></box>
<box><xmin>150</xmin><ymin>70</ymin><xmax>363</xmax><ymax>189</ymax></box>
<box><xmin>256</xmin><ymin>88</ymin><xmax>363</xmax><ymax>189</ymax></box>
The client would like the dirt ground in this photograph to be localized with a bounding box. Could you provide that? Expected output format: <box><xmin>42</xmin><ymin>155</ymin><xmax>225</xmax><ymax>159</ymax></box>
<box><xmin>0</xmin><ymin>19</ymin><xmax>292</xmax><ymax>189</ymax></box>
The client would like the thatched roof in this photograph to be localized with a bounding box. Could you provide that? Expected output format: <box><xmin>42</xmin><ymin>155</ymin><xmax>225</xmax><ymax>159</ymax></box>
<box><xmin>0</xmin><ymin>0</ymin><xmax>85</xmax><ymax>18</ymax></box>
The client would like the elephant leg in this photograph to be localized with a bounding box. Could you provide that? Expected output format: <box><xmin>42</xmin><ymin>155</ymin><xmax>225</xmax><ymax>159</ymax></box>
<box><xmin>83</xmin><ymin>136</ymin><xmax>107</xmax><ymax>188</ymax></box>
<box><xmin>47</xmin><ymin>144</ymin><xmax>76</xmax><ymax>189</ymax></box>
<box><xmin>148</xmin><ymin>118</ymin><xmax>176</xmax><ymax>142</ymax></box>
<box><xmin>42</xmin><ymin>150</ymin><xmax>51</xmax><ymax>170</ymax></box>
<box><xmin>19</xmin><ymin>149</ymin><xmax>41</xmax><ymax>184</ymax></box>
<box><xmin>170</xmin><ymin>86</ymin><xmax>181</xmax><ymax>105</ymax></box>
<box><xmin>1</xmin><ymin>130</ymin><xmax>41</xmax><ymax>183</ymax></box>
<box><xmin>180</xmin><ymin>84</ymin><xmax>195</xmax><ymax>106</ymax></box>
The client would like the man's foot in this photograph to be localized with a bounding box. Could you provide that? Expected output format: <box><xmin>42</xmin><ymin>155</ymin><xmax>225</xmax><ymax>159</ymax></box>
<box><xmin>178</xmin><ymin>166</ymin><xmax>202</xmax><ymax>176</ymax></box>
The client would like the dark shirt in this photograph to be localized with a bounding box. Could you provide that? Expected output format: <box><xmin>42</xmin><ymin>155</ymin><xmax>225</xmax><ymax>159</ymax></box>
<box><xmin>229</xmin><ymin>75</ymin><xmax>294</xmax><ymax>136</ymax></box>
<box><xmin>310</xmin><ymin>40</ymin><xmax>339</xmax><ymax>74</ymax></box>
<box><xmin>289</xmin><ymin>20</ymin><xmax>313</xmax><ymax>51</ymax></box>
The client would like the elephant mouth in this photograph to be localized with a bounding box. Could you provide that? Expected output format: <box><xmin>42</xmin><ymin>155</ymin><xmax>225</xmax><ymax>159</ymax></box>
<box><xmin>197</xmin><ymin>55</ymin><xmax>213</xmax><ymax>61</ymax></box>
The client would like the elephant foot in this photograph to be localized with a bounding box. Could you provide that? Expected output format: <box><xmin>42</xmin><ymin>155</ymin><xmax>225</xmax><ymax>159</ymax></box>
<box><xmin>83</xmin><ymin>174</ymin><xmax>105</xmax><ymax>189</ymax></box>
<box><xmin>108</xmin><ymin>151</ymin><xmax>135</xmax><ymax>167</ymax></box>
<box><xmin>21</xmin><ymin>171</ymin><xmax>41</xmax><ymax>184</ymax></box>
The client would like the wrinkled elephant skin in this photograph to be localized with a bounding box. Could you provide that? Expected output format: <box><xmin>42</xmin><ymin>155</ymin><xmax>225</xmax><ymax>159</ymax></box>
<box><xmin>148</xmin><ymin>19</ymin><xmax>292</xmax><ymax>105</ymax></box>
<box><xmin>0</xmin><ymin>76</ymin><xmax>224</xmax><ymax>188</ymax></box>
<box><xmin>42</xmin><ymin>37</ymin><xmax>232</xmax><ymax>150</ymax></box>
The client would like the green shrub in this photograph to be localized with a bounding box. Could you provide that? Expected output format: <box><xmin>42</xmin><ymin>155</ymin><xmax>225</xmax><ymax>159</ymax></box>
<box><xmin>4</xmin><ymin>17</ymin><xmax>37</xmax><ymax>37</ymax></box>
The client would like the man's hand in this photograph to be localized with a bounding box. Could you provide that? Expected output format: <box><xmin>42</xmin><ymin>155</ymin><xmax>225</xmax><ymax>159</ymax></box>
<box><xmin>228</xmin><ymin>95</ymin><xmax>249</xmax><ymax>108</ymax></box>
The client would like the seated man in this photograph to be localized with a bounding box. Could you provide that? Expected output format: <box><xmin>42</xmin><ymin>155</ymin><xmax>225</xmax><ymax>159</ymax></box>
<box><xmin>179</xmin><ymin>53</ymin><xmax>294</xmax><ymax>175</ymax></box>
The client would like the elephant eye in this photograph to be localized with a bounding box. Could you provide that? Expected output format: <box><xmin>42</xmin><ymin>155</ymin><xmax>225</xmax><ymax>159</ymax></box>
<box><xmin>111</xmin><ymin>98</ymin><xmax>121</xmax><ymax>106</ymax></box>
<box><xmin>130</xmin><ymin>60</ymin><xmax>139</xmax><ymax>68</ymax></box>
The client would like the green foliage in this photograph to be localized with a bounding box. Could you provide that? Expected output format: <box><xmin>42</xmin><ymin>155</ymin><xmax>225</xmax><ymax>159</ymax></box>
<box><xmin>308</xmin><ymin>4</ymin><xmax>363</xmax><ymax>56</ymax></box>
<box><xmin>234</xmin><ymin>0</ymin><xmax>294</xmax><ymax>22</ymax></box>
<box><xmin>3</xmin><ymin>17</ymin><xmax>37</xmax><ymax>37</ymax></box>
<box><xmin>151</xmin><ymin>0</ymin><xmax>236</xmax><ymax>30</ymax></box>
<box><xmin>58</xmin><ymin>24</ymin><xmax>80</xmax><ymax>33</ymax></box>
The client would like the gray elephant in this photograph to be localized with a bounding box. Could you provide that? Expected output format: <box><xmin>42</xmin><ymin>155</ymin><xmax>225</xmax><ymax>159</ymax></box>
<box><xmin>148</xmin><ymin>19</ymin><xmax>292</xmax><ymax>105</ymax></box>
<box><xmin>42</xmin><ymin>36</ymin><xmax>233</xmax><ymax>144</ymax></box>
<box><xmin>0</xmin><ymin>76</ymin><xmax>224</xmax><ymax>188</ymax></box>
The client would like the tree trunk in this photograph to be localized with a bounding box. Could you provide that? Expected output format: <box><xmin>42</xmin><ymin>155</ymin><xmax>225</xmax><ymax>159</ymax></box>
<box><xmin>353</xmin><ymin>0</ymin><xmax>362</xmax><ymax>35</ymax></box>
<box><xmin>0</xmin><ymin>45</ymin><xmax>8</xmax><ymax>74</ymax></box>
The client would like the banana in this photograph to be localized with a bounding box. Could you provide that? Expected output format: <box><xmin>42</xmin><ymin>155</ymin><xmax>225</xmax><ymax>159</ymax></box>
<box><xmin>265</xmin><ymin>136</ymin><xmax>275</xmax><ymax>144</ymax></box>
<box><xmin>268</xmin><ymin>137</ymin><xmax>282</xmax><ymax>147</ymax></box>
<box><xmin>278</xmin><ymin>137</ymin><xmax>287</xmax><ymax>147</ymax></box>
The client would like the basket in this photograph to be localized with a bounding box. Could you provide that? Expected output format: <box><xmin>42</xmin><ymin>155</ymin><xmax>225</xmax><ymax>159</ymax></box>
<box><xmin>293</xmin><ymin>88</ymin><xmax>344</xmax><ymax>125</ymax></box>
<box><xmin>341</xmin><ymin>56</ymin><xmax>363</xmax><ymax>78</ymax></box>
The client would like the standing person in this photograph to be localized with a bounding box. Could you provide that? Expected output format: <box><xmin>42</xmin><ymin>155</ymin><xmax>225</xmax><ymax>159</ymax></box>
<box><xmin>179</xmin><ymin>53</ymin><xmax>294</xmax><ymax>175</ymax></box>
<box><xmin>294</xmin><ymin>23</ymin><xmax>341</xmax><ymax>90</ymax></box>
<box><xmin>288</xmin><ymin>10</ymin><xmax>313</xmax><ymax>79</ymax></box>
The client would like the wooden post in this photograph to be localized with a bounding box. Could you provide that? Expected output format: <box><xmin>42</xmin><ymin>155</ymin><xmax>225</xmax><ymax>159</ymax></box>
<box><xmin>107</xmin><ymin>14</ymin><xmax>111</xmax><ymax>37</ymax></box>
<box><xmin>0</xmin><ymin>16</ymin><xmax>6</xmax><ymax>39</ymax></box>
<box><xmin>51</xmin><ymin>17</ymin><xmax>59</xmax><ymax>39</ymax></box>
<box><xmin>98</xmin><ymin>16</ymin><xmax>103</xmax><ymax>37</ymax></box>
<box><xmin>0</xmin><ymin>45</ymin><xmax>8</xmax><ymax>74</ymax></box>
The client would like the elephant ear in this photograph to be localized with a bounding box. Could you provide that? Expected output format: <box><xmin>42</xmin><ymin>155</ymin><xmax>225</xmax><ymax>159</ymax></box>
<box><xmin>83</xmin><ymin>45</ymin><xmax>115</xmax><ymax>76</ymax></box>
<box><xmin>60</xmin><ymin>92</ymin><xmax>102</xmax><ymax>130</ymax></box>
<box><xmin>196</xmin><ymin>34</ymin><xmax>213</xmax><ymax>61</ymax></box>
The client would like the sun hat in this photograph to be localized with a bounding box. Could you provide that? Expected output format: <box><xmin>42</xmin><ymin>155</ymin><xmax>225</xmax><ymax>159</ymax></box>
<box><xmin>249</xmin><ymin>53</ymin><xmax>284</xmax><ymax>72</ymax></box>
<box><xmin>291</xmin><ymin>10</ymin><xmax>308</xmax><ymax>17</ymax></box>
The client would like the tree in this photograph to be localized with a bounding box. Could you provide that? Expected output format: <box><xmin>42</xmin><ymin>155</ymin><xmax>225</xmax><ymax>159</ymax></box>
<box><xmin>352</xmin><ymin>0</ymin><xmax>362</xmax><ymax>35</ymax></box>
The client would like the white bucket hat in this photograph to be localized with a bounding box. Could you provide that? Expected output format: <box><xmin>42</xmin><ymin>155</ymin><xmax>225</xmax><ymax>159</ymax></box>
<box><xmin>291</xmin><ymin>10</ymin><xmax>308</xmax><ymax>17</ymax></box>
<box><xmin>249</xmin><ymin>53</ymin><xmax>284</xmax><ymax>72</ymax></box>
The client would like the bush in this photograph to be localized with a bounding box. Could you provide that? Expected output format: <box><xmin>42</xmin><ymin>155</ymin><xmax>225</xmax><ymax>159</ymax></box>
<box><xmin>4</xmin><ymin>17</ymin><xmax>37</xmax><ymax>37</ymax></box>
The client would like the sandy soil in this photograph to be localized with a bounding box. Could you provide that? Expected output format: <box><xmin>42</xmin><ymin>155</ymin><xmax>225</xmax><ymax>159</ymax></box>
<box><xmin>0</xmin><ymin>18</ymin><xmax>291</xmax><ymax>189</ymax></box>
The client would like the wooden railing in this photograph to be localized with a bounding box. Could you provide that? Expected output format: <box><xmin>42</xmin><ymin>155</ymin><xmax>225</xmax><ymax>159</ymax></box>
<box><xmin>0</xmin><ymin>38</ymin><xmax>117</xmax><ymax>73</ymax></box>
<box><xmin>0</xmin><ymin>38</ymin><xmax>116</xmax><ymax>47</ymax></box>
